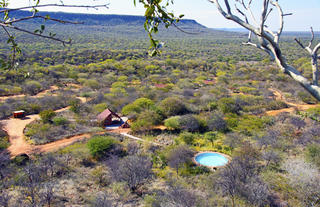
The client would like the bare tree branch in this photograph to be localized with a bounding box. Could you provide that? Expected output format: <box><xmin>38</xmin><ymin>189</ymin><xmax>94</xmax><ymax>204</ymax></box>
<box><xmin>270</xmin><ymin>0</ymin><xmax>288</xmax><ymax>43</ymax></box>
<box><xmin>1</xmin><ymin>25</ymin><xmax>17</xmax><ymax>68</ymax></box>
<box><xmin>260</xmin><ymin>0</ymin><xmax>270</xmax><ymax>34</ymax></box>
<box><xmin>0</xmin><ymin>4</ymin><xmax>109</xmax><ymax>13</ymax></box>
<box><xmin>0</xmin><ymin>22</ymin><xmax>71</xmax><ymax>46</ymax></box>
<box><xmin>308</xmin><ymin>27</ymin><xmax>315</xmax><ymax>48</ymax></box>
<box><xmin>172</xmin><ymin>22</ymin><xmax>200</xmax><ymax>35</ymax></box>
<box><xmin>5</xmin><ymin>15</ymin><xmax>83</xmax><ymax>24</ymax></box>
<box><xmin>0</xmin><ymin>1</ymin><xmax>109</xmax><ymax>69</ymax></box>
<box><xmin>294</xmin><ymin>28</ymin><xmax>320</xmax><ymax>85</ymax></box>
<box><xmin>294</xmin><ymin>38</ymin><xmax>306</xmax><ymax>50</ymax></box>
<box><xmin>224</xmin><ymin>0</ymin><xmax>232</xmax><ymax>14</ymax></box>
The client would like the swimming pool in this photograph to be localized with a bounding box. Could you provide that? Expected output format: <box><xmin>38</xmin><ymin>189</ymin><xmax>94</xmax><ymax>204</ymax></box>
<box><xmin>194</xmin><ymin>152</ymin><xmax>229</xmax><ymax>167</ymax></box>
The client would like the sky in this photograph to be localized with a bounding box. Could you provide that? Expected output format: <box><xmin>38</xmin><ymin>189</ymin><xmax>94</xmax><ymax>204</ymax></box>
<box><xmin>8</xmin><ymin>0</ymin><xmax>320</xmax><ymax>31</ymax></box>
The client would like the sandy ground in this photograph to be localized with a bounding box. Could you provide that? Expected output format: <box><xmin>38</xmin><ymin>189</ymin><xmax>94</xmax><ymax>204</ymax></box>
<box><xmin>265</xmin><ymin>89</ymin><xmax>319</xmax><ymax>116</ymax></box>
<box><xmin>0</xmin><ymin>85</ymin><xmax>59</xmax><ymax>102</ymax></box>
<box><xmin>0</xmin><ymin>94</ymin><xmax>87</xmax><ymax>158</ymax></box>
<box><xmin>3</xmin><ymin>86</ymin><xmax>317</xmax><ymax>157</ymax></box>
<box><xmin>3</xmin><ymin>115</ymin><xmax>38</xmax><ymax>157</ymax></box>
<box><xmin>1</xmin><ymin>106</ymin><xmax>72</xmax><ymax>157</ymax></box>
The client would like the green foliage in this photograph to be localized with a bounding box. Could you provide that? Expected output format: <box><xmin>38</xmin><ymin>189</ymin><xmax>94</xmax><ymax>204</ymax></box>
<box><xmin>164</xmin><ymin>116</ymin><xmax>181</xmax><ymax>130</ymax></box>
<box><xmin>0</xmin><ymin>129</ymin><xmax>9</xmax><ymax>150</ymax></box>
<box><xmin>52</xmin><ymin>116</ymin><xmax>69</xmax><ymax>126</ymax></box>
<box><xmin>134</xmin><ymin>0</ymin><xmax>182</xmax><ymax>56</ymax></box>
<box><xmin>179</xmin><ymin>132</ymin><xmax>195</xmax><ymax>145</ymax></box>
<box><xmin>69</xmin><ymin>99</ymin><xmax>81</xmax><ymax>114</ymax></box>
<box><xmin>131</xmin><ymin>110</ymin><xmax>162</xmax><ymax>132</ymax></box>
<box><xmin>84</xmin><ymin>79</ymin><xmax>100</xmax><ymax>89</ymax></box>
<box><xmin>181</xmin><ymin>163</ymin><xmax>210</xmax><ymax>176</ymax></box>
<box><xmin>158</xmin><ymin>97</ymin><xmax>187</xmax><ymax>117</ymax></box>
<box><xmin>122</xmin><ymin>98</ymin><xmax>155</xmax><ymax>115</ymax></box>
<box><xmin>305</xmin><ymin>144</ymin><xmax>320</xmax><ymax>168</ymax></box>
<box><xmin>218</xmin><ymin>97</ymin><xmax>241</xmax><ymax>114</ymax></box>
<box><xmin>87</xmin><ymin>136</ymin><xmax>115</xmax><ymax>159</ymax></box>
<box><xmin>233</xmin><ymin>115</ymin><xmax>269</xmax><ymax>135</ymax></box>
<box><xmin>111</xmin><ymin>182</ymin><xmax>131</xmax><ymax>202</ymax></box>
<box><xmin>39</xmin><ymin>109</ymin><xmax>56</xmax><ymax>123</ymax></box>
<box><xmin>24</xmin><ymin>80</ymin><xmax>42</xmax><ymax>95</ymax></box>
<box><xmin>204</xmin><ymin>131</ymin><xmax>218</xmax><ymax>146</ymax></box>
<box><xmin>300</xmin><ymin>106</ymin><xmax>320</xmax><ymax>121</ymax></box>
<box><xmin>93</xmin><ymin>103</ymin><xmax>108</xmax><ymax>113</ymax></box>
<box><xmin>297</xmin><ymin>91</ymin><xmax>317</xmax><ymax>104</ymax></box>
<box><xmin>239</xmin><ymin>86</ymin><xmax>258</xmax><ymax>94</ymax></box>
<box><xmin>207</xmin><ymin>101</ymin><xmax>218</xmax><ymax>111</ymax></box>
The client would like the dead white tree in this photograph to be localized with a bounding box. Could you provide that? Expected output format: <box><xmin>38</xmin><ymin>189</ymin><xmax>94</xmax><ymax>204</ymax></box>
<box><xmin>208</xmin><ymin>0</ymin><xmax>320</xmax><ymax>100</ymax></box>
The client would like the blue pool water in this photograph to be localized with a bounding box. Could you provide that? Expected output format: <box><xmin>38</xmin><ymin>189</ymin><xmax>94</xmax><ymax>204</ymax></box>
<box><xmin>195</xmin><ymin>152</ymin><xmax>228</xmax><ymax>167</ymax></box>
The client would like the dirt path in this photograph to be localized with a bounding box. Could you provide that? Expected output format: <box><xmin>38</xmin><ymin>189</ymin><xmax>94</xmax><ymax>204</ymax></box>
<box><xmin>2</xmin><ymin>106</ymin><xmax>71</xmax><ymax>157</ymax></box>
<box><xmin>1</xmin><ymin>97</ymin><xmax>87</xmax><ymax>157</ymax></box>
<box><xmin>265</xmin><ymin>88</ymin><xmax>319</xmax><ymax>116</ymax></box>
<box><xmin>0</xmin><ymin>84</ymin><xmax>83</xmax><ymax>102</ymax></box>
<box><xmin>2</xmin><ymin>93</ymin><xmax>161</xmax><ymax>158</ymax></box>
<box><xmin>0</xmin><ymin>85</ymin><xmax>59</xmax><ymax>102</ymax></box>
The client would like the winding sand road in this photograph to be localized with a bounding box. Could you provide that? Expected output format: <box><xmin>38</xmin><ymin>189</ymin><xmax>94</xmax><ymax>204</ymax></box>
<box><xmin>0</xmin><ymin>86</ymin><xmax>59</xmax><ymax>102</ymax></box>
<box><xmin>265</xmin><ymin>89</ymin><xmax>319</xmax><ymax>116</ymax></box>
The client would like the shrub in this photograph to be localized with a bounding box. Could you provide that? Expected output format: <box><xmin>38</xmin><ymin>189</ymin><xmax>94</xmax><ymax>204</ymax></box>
<box><xmin>265</xmin><ymin>100</ymin><xmax>288</xmax><ymax>110</ymax></box>
<box><xmin>183</xmin><ymin>164</ymin><xmax>210</xmax><ymax>176</ymax></box>
<box><xmin>69</xmin><ymin>99</ymin><xmax>81</xmax><ymax>113</ymax></box>
<box><xmin>179</xmin><ymin>132</ymin><xmax>195</xmax><ymax>145</ymax></box>
<box><xmin>164</xmin><ymin>116</ymin><xmax>181</xmax><ymax>130</ymax></box>
<box><xmin>207</xmin><ymin>112</ymin><xmax>227</xmax><ymax>132</ymax></box>
<box><xmin>87</xmin><ymin>136</ymin><xmax>115</xmax><ymax>159</ymax></box>
<box><xmin>111</xmin><ymin>155</ymin><xmax>153</xmax><ymax>192</ymax></box>
<box><xmin>239</xmin><ymin>86</ymin><xmax>258</xmax><ymax>95</ymax></box>
<box><xmin>93</xmin><ymin>103</ymin><xmax>108</xmax><ymax>113</ymax></box>
<box><xmin>131</xmin><ymin>110</ymin><xmax>163</xmax><ymax>132</ymax></box>
<box><xmin>207</xmin><ymin>101</ymin><xmax>218</xmax><ymax>111</ymax></box>
<box><xmin>167</xmin><ymin>145</ymin><xmax>194</xmax><ymax>175</ymax></box>
<box><xmin>39</xmin><ymin>109</ymin><xmax>56</xmax><ymax>123</ymax></box>
<box><xmin>218</xmin><ymin>97</ymin><xmax>242</xmax><ymax>114</ymax></box>
<box><xmin>178</xmin><ymin>114</ymin><xmax>200</xmax><ymax>132</ymax></box>
<box><xmin>84</xmin><ymin>79</ymin><xmax>100</xmax><ymax>89</ymax></box>
<box><xmin>52</xmin><ymin>117</ymin><xmax>69</xmax><ymax>126</ymax></box>
<box><xmin>305</xmin><ymin>144</ymin><xmax>320</xmax><ymax>168</ymax></box>
<box><xmin>204</xmin><ymin>131</ymin><xmax>218</xmax><ymax>146</ymax></box>
<box><xmin>234</xmin><ymin>115</ymin><xmax>268</xmax><ymax>135</ymax></box>
<box><xmin>283</xmin><ymin>159</ymin><xmax>320</xmax><ymax>207</ymax></box>
<box><xmin>0</xmin><ymin>139</ymin><xmax>9</xmax><ymax>150</ymax></box>
<box><xmin>24</xmin><ymin>80</ymin><xmax>42</xmax><ymax>95</ymax></box>
<box><xmin>297</xmin><ymin>91</ymin><xmax>317</xmax><ymax>104</ymax></box>
<box><xmin>158</xmin><ymin>97</ymin><xmax>188</xmax><ymax>117</ymax></box>
<box><xmin>122</xmin><ymin>98</ymin><xmax>155</xmax><ymax>115</ymax></box>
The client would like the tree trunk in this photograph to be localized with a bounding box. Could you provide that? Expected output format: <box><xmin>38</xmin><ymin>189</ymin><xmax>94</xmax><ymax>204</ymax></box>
<box><xmin>231</xmin><ymin>196</ymin><xmax>235</xmax><ymax>207</ymax></box>
<box><xmin>311</xmin><ymin>55</ymin><xmax>319</xmax><ymax>86</ymax></box>
<box><xmin>274</xmin><ymin>54</ymin><xmax>320</xmax><ymax>101</ymax></box>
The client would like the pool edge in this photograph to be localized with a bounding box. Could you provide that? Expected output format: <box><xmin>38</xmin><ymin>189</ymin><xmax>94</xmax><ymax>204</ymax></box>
<box><xmin>193</xmin><ymin>151</ymin><xmax>231</xmax><ymax>170</ymax></box>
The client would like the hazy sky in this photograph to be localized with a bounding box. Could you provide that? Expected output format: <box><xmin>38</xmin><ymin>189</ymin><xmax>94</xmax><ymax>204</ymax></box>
<box><xmin>8</xmin><ymin>0</ymin><xmax>320</xmax><ymax>31</ymax></box>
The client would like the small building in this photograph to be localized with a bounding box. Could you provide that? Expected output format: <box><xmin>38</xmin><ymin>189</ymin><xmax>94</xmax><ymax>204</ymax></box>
<box><xmin>13</xmin><ymin>110</ymin><xmax>25</xmax><ymax>118</ymax></box>
<box><xmin>97</xmin><ymin>109</ymin><xmax>130</xmax><ymax>129</ymax></box>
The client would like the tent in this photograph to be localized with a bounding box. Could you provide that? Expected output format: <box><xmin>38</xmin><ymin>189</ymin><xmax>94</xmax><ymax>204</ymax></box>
<box><xmin>97</xmin><ymin>109</ymin><xmax>123</xmax><ymax>126</ymax></box>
